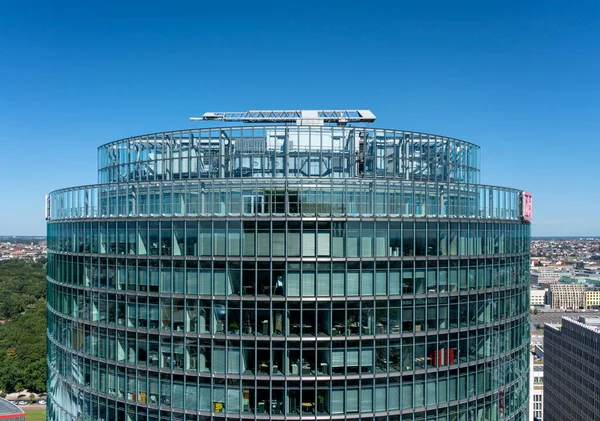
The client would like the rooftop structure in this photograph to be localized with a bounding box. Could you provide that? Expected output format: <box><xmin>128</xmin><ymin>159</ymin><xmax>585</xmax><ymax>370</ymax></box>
<box><xmin>191</xmin><ymin>109</ymin><xmax>377</xmax><ymax>126</ymax></box>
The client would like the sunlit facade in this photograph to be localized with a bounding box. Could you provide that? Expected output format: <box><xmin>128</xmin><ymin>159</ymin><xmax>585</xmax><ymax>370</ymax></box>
<box><xmin>47</xmin><ymin>120</ymin><xmax>531</xmax><ymax>420</ymax></box>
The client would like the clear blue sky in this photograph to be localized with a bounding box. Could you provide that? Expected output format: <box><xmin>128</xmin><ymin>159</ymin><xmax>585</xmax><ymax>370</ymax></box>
<box><xmin>1</xmin><ymin>0</ymin><xmax>598</xmax><ymax>236</ymax></box>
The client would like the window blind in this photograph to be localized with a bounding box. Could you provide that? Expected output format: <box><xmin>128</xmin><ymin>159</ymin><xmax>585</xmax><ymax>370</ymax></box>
<box><xmin>212</xmin><ymin>348</ymin><xmax>225</xmax><ymax>374</ymax></box>
<box><xmin>227</xmin><ymin>349</ymin><xmax>240</xmax><ymax>374</ymax></box>
<box><xmin>332</xmin><ymin>272</ymin><xmax>345</xmax><ymax>296</ymax></box>
<box><xmin>389</xmin><ymin>384</ymin><xmax>400</xmax><ymax>410</ymax></box>
<box><xmin>227</xmin><ymin>388</ymin><xmax>241</xmax><ymax>413</ymax></box>
<box><xmin>287</xmin><ymin>272</ymin><xmax>300</xmax><ymax>297</ymax></box>
<box><xmin>302</xmin><ymin>232</ymin><xmax>315</xmax><ymax>256</ymax></box>
<box><xmin>347</xmin><ymin>349</ymin><xmax>359</xmax><ymax>366</ymax></box>
<box><xmin>272</xmin><ymin>232</ymin><xmax>285</xmax><ymax>256</ymax></box>
<box><xmin>389</xmin><ymin>271</ymin><xmax>400</xmax><ymax>295</ymax></box>
<box><xmin>318</xmin><ymin>232</ymin><xmax>330</xmax><ymax>256</ymax></box>
<box><xmin>375</xmin><ymin>386</ymin><xmax>386</xmax><ymax>412</ymax></box>
<box><xmin>302</xmin><ymin>272</ymin><xmax>315</xmax><ymax>297</ymax></box>
<box><xmin>257</xmin><ymin>231</ymin><xmax>270</xmax><ymax>256</ymax></box>
<box><xmin>331</xmin><ymin>350</ymin><xmax>345</xmax><ymax>367</ymax></box>
<box><xmin>347</xmin><ymin>389</ymin><xmax>359</xmax><ymax>413</ymax></box>
<box><xmin>375</xmin><ymin>271</ymin><xmax>387</xmax><ymax>295</ymax></box>
<box><xmin>317</xmin><ymin>272</ymin><xmax>330</xmax><ymax>297</ymax></box>
<box><xmin>361</xmin><ymin>387</ymin><xmax>373</xmax><ymax>413</ymax></box>
<box><xmin>330</xmin><ymin>389</ymin><xmax>344</xmax><ymax>414</ymax></box>
<box><xmin>361</xmin><ymin>348</ymin><xmax>373</xmax><ymax>367</ymax></box>
<box><xmin>361</xmin><ymin>271</ymin><xmax>373</xmax><ymax>296</ymax></box>
<box><xmin>287</xmin><ymin>232</ymin><xmax>300</xmax><ymax>257</ymax></box>
<box><xmin>347</xmin><ymin>272</ymin><xmax>359</xmax><ymax>296</ymax></box>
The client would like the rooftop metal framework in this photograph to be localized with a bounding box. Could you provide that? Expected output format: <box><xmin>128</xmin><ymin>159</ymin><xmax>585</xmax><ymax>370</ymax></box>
<box><xmin>190</xmin><ymin>109</ymin><xmax>376</xmax><ymax>126</ymax></box>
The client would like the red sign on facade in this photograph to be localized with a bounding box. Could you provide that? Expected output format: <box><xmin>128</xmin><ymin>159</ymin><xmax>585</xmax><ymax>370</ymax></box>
<box><xmin>522</xmin><ymin>192</ymin><xmax>532</xmax><ymax>221</ymax></box>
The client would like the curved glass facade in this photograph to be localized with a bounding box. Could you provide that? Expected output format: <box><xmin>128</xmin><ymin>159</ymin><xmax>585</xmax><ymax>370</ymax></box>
<box><xmin>47</xmin><ymin>125</ymin><xmax>531</xmax><ymax>421</ymax></box>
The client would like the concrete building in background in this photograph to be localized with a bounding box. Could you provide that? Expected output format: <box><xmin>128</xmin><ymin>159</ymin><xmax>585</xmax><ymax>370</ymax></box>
<box><xmin>529</xmin><ymin>345</ymin><xmax>544</xmax><ymax>421</ymax></box>
<box><xmin>544</xmin><ymin>317</ymin><xmax>600</xmax><ymax>421</ymax></box>
<box><xmin>586</xmin><ymin>289</ymin><xmax>600</xmax><ymax>308</ymax></box>
<box><xmin>530</xmin><ymin>289</ymin><xmax>546</xmax><ymax>308</ymax></box>
<box><xmin>548</xmin><ymin>283</ymin><xmax>586</xmax><ymax>309</ymax></box>
<box><xmin>46</xmin><ymin>110</ymin><xmax>532</xmax><ymax>420</ymax></box>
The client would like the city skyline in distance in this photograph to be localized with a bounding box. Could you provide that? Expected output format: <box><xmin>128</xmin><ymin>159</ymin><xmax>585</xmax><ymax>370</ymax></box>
<box><xmin>1</xmin><ymin>1</ymin><xmax>600</xmax><ymax>236</ymax></box>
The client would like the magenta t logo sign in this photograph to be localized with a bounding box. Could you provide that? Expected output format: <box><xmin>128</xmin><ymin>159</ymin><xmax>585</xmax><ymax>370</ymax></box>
<box><xmin>522</xmin><ymin>192</ymin><xmax>533</xmax><ymax>221</ymax></box>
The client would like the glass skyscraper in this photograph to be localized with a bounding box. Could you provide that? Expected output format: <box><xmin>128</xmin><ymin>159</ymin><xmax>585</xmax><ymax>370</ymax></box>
<box><xmin>47</xmin><ymin>111</ymin><xmax>531</xmax><ymax>421</ymax></box>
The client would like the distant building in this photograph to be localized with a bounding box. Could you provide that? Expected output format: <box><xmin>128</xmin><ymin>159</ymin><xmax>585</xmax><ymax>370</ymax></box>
<box><xmin>548</xmin><ymin>283</ymin><xmax>586</xmax><ymax>309</ymax></box>
<box><xmin>530</xmin><ymin>270</ymin><xmax>569</xmax><ymax>285</ymax></box>
<box><xmin>586</xmin><ymin>290</ymin><xmax>600</xmax><ymax>308</ymax></box>
<box><xmin>530</xmin><ymin>289</ymin><xmax>546</xmax><ymax>307</ymax></box>
<box><xmin>529</xmin><ymin>345</ymin><xmax>544</xmax><ymax>421</ymax></box>
<box><xmin>0</xmin><ymin>398</ymin><xmax>24</xmax><ymax>420</ymax></box>
<box><xmin>544</xmin><ymin>317</ymin><xmax>600</xmax><ymax>421</ymax></box>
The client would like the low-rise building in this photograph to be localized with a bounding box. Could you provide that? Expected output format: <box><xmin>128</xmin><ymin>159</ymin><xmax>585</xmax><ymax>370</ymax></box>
<box><xmin>586</xmin><ymin>290</ymin><xmax>600</xmax><ymax>308</ymax></box>
<box><xmin>548</xmin><ymin>283</ymin><xmax>586</xmax><ymax>309</ymax></box>
<box><xmin>531</xmin><ymin>289</ymin><xmax>546</xmax><ymax>307</ymax></box>
<box><xmin>529</xmin><ymin>346</ymin><xmax>544</xmax><ymax>421</ymax></box>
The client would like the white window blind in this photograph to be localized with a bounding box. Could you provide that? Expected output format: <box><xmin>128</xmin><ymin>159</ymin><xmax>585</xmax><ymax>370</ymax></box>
<box><xmin>287</xmin><ymin>232</ymin><xmax>300</xmax><ymax>257</ymax></box>
<box><xmin>172</xmin><ymin>383</ymin><xmax>184</xmax><ymax>408</ymax></box>
<box><xmin>272</xmin><ymin>232</ymin><xmax>285</xmax><ymax>256</ymax></box>
<box><xmin>318</xmin><ymin>232</ymin><xmax>330</xmax><ymax>256</ymax></box>
<box><xmin>426</xmin><ymin>379</ymin><xmax>436</xmax><ymax>406</ymax></box>
<box><xmin>257</xmin><ymin>232</ymin><xmax>270</xmax><ymax>256</ymax></box>
<box><xmin>185</xmin><ymin>384</ymin><xmax>197</xmax><ymax>410</ymax></box>
<box><xmin>361</xmin><ymin>387</ymin><xmax>373</xmax><ymax>413</ymax></box>
<box><xmin>347</xmin><ymin>235</ymin><xmax>359</xmax><ymax>257</ymax></box>
<box><xmin>331</xmin><ymin>389</ymin><xmax>344</xmax><ymax>414</ymax></box>
<box><xmin>347</xmin><ymin>272</ymin><xmax>359</xmax><ymax>296</ymax></box>
<box><xmin>213</xmin><ymin>271</ymin><xmax>226</xmax><ymax>295</ymax></box>
<box><xmin>287</xmin><ymin>272</ymin><xmax>300</xmax><ymax>297</ymax></box>
<box><xmin>347</xmin><ymin>389</ymin><xmax>359</xmax><ymax>413</ymax></box>
<box><xmin>389</xmin><ymin>271</ymin><xmax>400</xmax><ymax>295</ymax></box>
<box><xmin>361</xmin><ymin>235</ymin><xmax>372</xmax><ymax>257</ymax></box>
<box><xmin>361</xmin><ymin>271</ymin><xmax>373</xmax><ymax>296</ymax></box>
<box><xmin>402</xmin><ymin>383</ymin><xmax>413</xmax><ymax>409</ymax></box>
<box><xmin>213</xmin><ymin>387</ymin><xmax>225</xmax><ymax>407</ymax></box>
<box><xmin>199</xmin><ymin>385</ymin><xmax>211</xmax><ymax>411</ymax></box>
<box><xmin>200</xmin><ymin>232</ymin><xmax>211</xmax><ymax>255</ymax></box>
<box><xmin>242</xmin><ymin>232</ymin><xmax>255</xmax><ymax>256</ymax></box>
<box><xmin>389</xmin><ymin>384</ymin><xmax>400</xmax><ymax>410</ymax></box>
<box><xmin>199</xmin><ymin>271</ymin><xmax>211</xmax><ymax>295</ymax></box>
<box><xmin>302</xmin><ymin>272</ymin><xmax>315</xmax><ymax>297</ymax></box>
<box><xmin>414</xmin><ymin>380</ymin><xmax>424</xmax><ymax>407</ymax></box>
<box><xmin>332</xmin><ymin>234</ymin><xmax>344</xmax><ymax>257</ymax></box>
<box><xmin>332</xmin><ymin>272</ymin><xmax>345</xmax><ymax>296</ymax></box>
<box><xmin>375</xmin><ymin>271</ymin><xmax>387</xmax><ymax>295</ymax></box>
<box><xmin>212</xmin><ymin>348</ymin><xmax>225</xmax><ymax>374</ymax></box>
<box><xmin>375</xmin><ymin>386</ymin><xmax>386</xmax><ymax>412</ymax></box>
<box><xmin>361</xmin><ymin>348</ymin><xmax>373</xmax><ymax>367</ymax></box>
<box><xmin>160</xmin><ymin>268</ymin><xmax>171</xmax><ymax>293</ymax></box>
<box><xmin>214</xmin><ymin>232</ymin><xmax>226</xmax><ymax>255</ymax></box>
<box><xmin>227</xmin><ymin>388</ymin><xmax>241</xmax><ymax>413</ymax></box>
<box><xmin>302</xmin><ymin>232</ymin><xmax>315</xmax><ymax>256</ymax></box>
<box><xmin>317</xmin><ymin>272</ymin><xmax>330</xmax><ymax>297</ymax></box>
<box><xmin>438</xmin><ymin>376</ymin><xmax>447</xmax><ymax>403</ymax></box>
<box><xmin>347</xmin><ymin>349</ymin><xmax>359</xmax><ymax>366</ymax></box>
<box><xmin>228</xmin><ymin>232</ymin><xmax>240</xmax><ymax>256</ymax></box>
<box><xmin>331</xmin><ymin>350</ymin><xmax>345</xmax><ymax>367</ymax></box>
<box><xmin>375</xmin><ymin>232</ymin><xmax>387</xmax><ymax>256</ymax></box>
<box><xmin>227</xmin><ymin>349</ymin><xmax>240</xmax><ymax>374</ymax></box>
